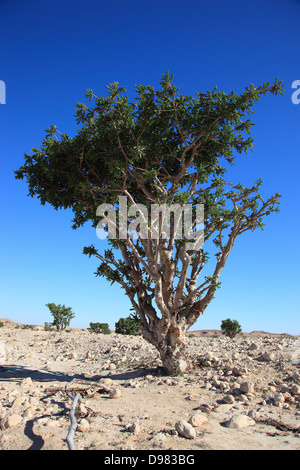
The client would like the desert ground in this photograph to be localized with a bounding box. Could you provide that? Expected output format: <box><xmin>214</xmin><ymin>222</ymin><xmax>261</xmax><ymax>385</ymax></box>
<box><xmin>0</xmin><ymin>318</ymin><xmax>300</xmax><ymax>451</ymax></box>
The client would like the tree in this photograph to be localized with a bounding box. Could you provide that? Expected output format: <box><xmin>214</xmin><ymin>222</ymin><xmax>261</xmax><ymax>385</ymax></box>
<box><xmin>115</xmin><ymin>313</ymin><xmax>141</xmax><ymax>335</ymax></box>
<box><xmin>45</xmin><ymin>303</ymin><xmax>75</xmax><ymax>331</ymax></box>
<box><xmin>221</xmin><ymin>318</ymin><xmax>242</xmax><ymax>338</ymax></box>
<box><xmin>89</xmin><ymin>322</ymin><xmax>111</xmax><ymax>334</ymax></box>
<box><xmin>15</xmin><ymin>72</ymin><xmax>283</xmax><ymax>374</ymax></box>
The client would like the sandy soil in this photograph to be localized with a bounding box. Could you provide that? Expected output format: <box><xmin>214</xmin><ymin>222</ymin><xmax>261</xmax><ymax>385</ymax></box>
<box><xmin>0</xmin><ymin>319</ymin><xmax>300</xmax><ymax>451</ymax></box>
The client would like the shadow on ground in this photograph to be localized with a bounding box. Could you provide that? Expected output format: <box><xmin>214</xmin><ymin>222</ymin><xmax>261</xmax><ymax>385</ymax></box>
<box><xmin>0</xmin><ymin>364</ymin><xmax>82</xmax><ymax>384</ymax></box>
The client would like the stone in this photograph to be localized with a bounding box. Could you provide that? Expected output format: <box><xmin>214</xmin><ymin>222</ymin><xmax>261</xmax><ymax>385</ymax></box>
<box><xmin>149</xmin><ymin>433</ymin><xmax>167</xmax><ymax>447</ymax></box>
<box><xmin>291</xmin><ymin>384</ymin><xmax>300</xmax><ymax>395</ymax></box>
<box><xmin>2</xmin><ymin>413</ymin><xmax>22</xmax><ymax>429</ymax></box>
<box><xmin>21</xmin><ymin>377</ymin><xmax>33</xmax><ymax>387</ymax></box>
<box><xmin>23</xmin><ymin>408</ymin><xmax>34</xmax><ymax>419</ymax></box>
<box><xmin>223</xmin><ymin>394</ymin><xmax>235</xmax><ymax>404</ymax></box>
<box><xmin>175</xmin><ymin>420</ymin><xmax>196</xmax><ymax>439</ymax></box>
<box><xmin>69</xmin><ymin>352</ymin><xmax>78</xmax><ymax>359</ymax></box>
<box><xmin>127</xmin><ymin>422</ymin><xmax>141</xmax><ymax>435</ymax></box>
<box><xmin>213</xmin><ymin>404</ymin><xmax>234</xmax><ymax>413</ymax></box>
<box><xmin>77</xmin><ymin>418</ymin><xmax>90</xmax><ymax>432</ymax></box>
<box><xmin>188</xmin><ymin>412</ymin><xmax>208</xmax><ymax>427</ymax></box>
<box><xmin>109</xmin><ymin>388</ymin><xmax>121</xmax><ymax>399</ymax></box>
<box><xmin>274</xmin><ymin>392</ymin><xmax>285</xmax><ymax>403</ymax></box>
<box><xmin>99</xmin><ymin>378</ymin><xmax>113</xmax><ymax>385</ymax></box>
<box><xmin>260</xmin><ymin>352</ymin><xmax>274</xmax><ymax>362</ymax></box>
<box><xmin>224</xmin><ymin>414</ymin><xmax>255</xmax><ymax>429</ymax></box>
<box><xmin>240</xmin><ymin>382</ymin><xmax>255</xmax><ymax>394</ymax></box>
<box><xmin>11</xmin><ymin>396</ymin><xmax>24</xmax><ymax>408</ymax></box>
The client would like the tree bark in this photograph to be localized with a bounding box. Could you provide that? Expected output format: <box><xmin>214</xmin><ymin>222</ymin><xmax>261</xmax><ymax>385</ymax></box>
<box><xmin>154</xmin><ymin>323</ymin><xmax>188</xmax><ymax>375</ymax></box>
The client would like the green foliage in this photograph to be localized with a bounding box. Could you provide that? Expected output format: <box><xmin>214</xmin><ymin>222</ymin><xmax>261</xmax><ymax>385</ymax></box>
<box><xmin>115</xmin><ymin>313</ymin><xmax>141</xmax><ymax>335</ymax></box>
<box><xmin>14</xmin><ymin>72</ymin><xmax>284</xmax><ymax>231</ymax></box>
<box><xmin>89</xmin><ymin>322</ymin><xmax>111</xmax><ymax>334</ymax></box>
<box><xmin>45</xmin><ymin>302</ymin><xmax>75</xmax><ymax>331</ymax></box>
<box><xmin>221</xmin><ymin>318</ymin><xmax>242</xmax><ymax>338</ymax></box>
<box><xmin>44</xmin><ymin>322</ymin><xmax>54</xmax><ymax>331</ymax></box>
<box><xmin>0</xmin><ymin>322</ymin><xmax>4</xmax><ymax>328</ymax></box>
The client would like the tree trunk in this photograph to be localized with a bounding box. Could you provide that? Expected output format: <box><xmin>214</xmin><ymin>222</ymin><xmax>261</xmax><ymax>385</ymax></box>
<box><xmin>156</xmin><ymin>323</ymin><xmax>188</xmax><ymax>375</ymax></box>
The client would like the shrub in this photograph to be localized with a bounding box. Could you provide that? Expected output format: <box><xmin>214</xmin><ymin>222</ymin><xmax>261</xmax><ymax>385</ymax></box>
<box><xmin>115</xmin><ymin>313</ymin><xmax>141</xmax><ymax>335</ymax></box>
<box><xmin>221</xmin><ymin>318</ymin><xmax>242</xmax><ymax>338</ymax></box>
<box><xmin>44</xmin><ymin>322</ymin><xmax>54</xmax><ymax>331</ymax></box>
<box><xmin>89</xmin><ymin>322</ymin><xmax>111</xmax><ymax>334</ymax></box>
<box><xmin>45</xmin><ymin>302</ymin><xmax>75</xmax><ymax>331</ymax></box>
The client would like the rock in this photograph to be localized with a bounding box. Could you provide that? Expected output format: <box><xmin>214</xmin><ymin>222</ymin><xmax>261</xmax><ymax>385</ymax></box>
<box><xmin>175</xmin><ymin>420</ymin><xmax>196</xmax><ymax>439</ymax></box>
<box><xmin>213</xmin><ymin>403</ymin><xmax>234</xmax><ymax>413</ymax></box>
<box><xmin>248</xmin><ymin>343</ymin><xmax>258</xmax><ymax>351</ymax></box>
<box><xmin>223</xmin><ymin>394</ymin><xmax>235</xmax><ymax>404</ymax></box>
<box><xmin>240</xmin><ymin>382</ymin><xmax>255</xmax><ymax>394</ymax></box>
<box><xmin>69</xmin><ymin>352</ymin><xmax>78</xmax><ymax>359</ymax></box>
<box><xmin>77</xmin><ymin>418</ymin><xmax>90</xmax><ymax>432</ymax></box>
<box><xmin>149</xmin><ymin>432</ymin><xmax>167</xmax><ymax>447</ymax></box>
<box><xmin>23</xmin><ymin>408</ymin><xmax>34</xmax><ymax>419</ymax></box>
<box><xmin>224</xmin><ymin>414</ymin><xmax>255</xmax><ymax>429</ymax></box>
<box><xmin>109</xmin><ymin>388</ymin><xmax>121</xmax><ymax>399</ymax></box>
<box><xmin>232</xmin><ymin>367</ymin><xmax>245</xmax><ymax>377</ymax></box>
<box><xmin>1</xmin><ymin>413</ymin><xmax>22</xmax><ymax>429</ymax></box>
<box><xmin>274</xmin><ymin>392</ymin><xmax>285</xmax><ymax>403</ymax></box>
<box><xmin>260</xmin><ymin>352</ymin><xmax>274</xmax><ymax>362</ymax></box>
<box><xmin>127</xmin><ymin>422</ymin><xmax>141</xmax><ymax>435</ymax></box>
<box><xmin>11</xmin><ymin>396</ymin><xmax>24</xmax><ymax>408</ymax></box>
<box><xmin>99</xmin><ymin>378</ymin><xmax>113</xmax><ymax>385</ymax></box>
<box><xmin>292</xmin><ymin>372</ymin><xmax>300</xmax><ymax>382</ymax></box>
<box><xmin>291</xmin><ymin>384</ymin><xmax>300</xmax><ymax>395</ymax></box>
<box><xmin>21</xmin><ymin>377</ymin><xmax>33</xmax><ymax>387</ymax></box>
<box><xmin>188</xmin><ymin>412</ymin><xmax>208</xmax><ymax>427</ymax></box>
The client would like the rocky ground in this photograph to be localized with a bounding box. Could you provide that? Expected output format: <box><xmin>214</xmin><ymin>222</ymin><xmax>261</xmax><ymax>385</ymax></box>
<box><xmin>0</xmin><ymin>319</ymin><xmax>300</xmax><ymax>451</ymax></box>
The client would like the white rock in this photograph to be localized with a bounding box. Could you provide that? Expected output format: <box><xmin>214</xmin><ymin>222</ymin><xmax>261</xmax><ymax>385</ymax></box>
<box><xmin>77</xmin><ymin>418</ymin><xmax>90</xmax><ymax>432</ymax></box>
<box><xmin>1</xmin><ymin>413</ymin><xmax>22</xmax><ymax>429</ymax></box>
<box><xmin>175</xmin><ymin>420</ymin><xmax>196</xmax><ymax>439</ymax></box>
<box><xmin>11</xmin><ymin>396</ymin><xmax>24</xmax><ymax>408</ymax></box>
<box><xmin>224</xmin><ymin>414</ymin><xmax>255</xmax><ymax>429</ymax></box>
<box><xmin>213</xmin><ymin>403</ymin><xmax>234</xmax><ymax>413</ymax></box>
<box><xmin>149</xmin><ymin>432</ymin><xmax>167</xmax><ymax>447</ymax></box>
<box><xmin>109</xmin><ymin>388</ymin><xmax>121</xmax><ymax>399</ymax></box>
<box><xmin>99</xmin><ymin>378</ymin><xmax>113</xmax><ymax>385</ymax></box>
<box><xmin>69</xmin><ymin>352</ymin><xmax>78</xmax><ymax>359</ymax></box>
<box><xmin>21</xmin><ymin>377</ymin><xmax>33</xmax><ymax>387</ymax></box>
<box><xmin>188</xmin><ymin>413</ymin><xmax>208</xmax><ymax>427</ymax></box>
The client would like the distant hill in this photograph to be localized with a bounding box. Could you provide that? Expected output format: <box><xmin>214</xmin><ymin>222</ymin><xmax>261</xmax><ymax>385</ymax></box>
<box><xmin>0</xmin><ymin>318</ymin><xmax>22</xmax><ymax>327</ymax></box>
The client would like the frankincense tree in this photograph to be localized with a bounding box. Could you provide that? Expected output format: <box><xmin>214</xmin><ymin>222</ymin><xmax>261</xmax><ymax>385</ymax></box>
<box><xmin>15</xmin><ymin>72</ymin><xmax>283</xmax><ymax>374</ymax></box>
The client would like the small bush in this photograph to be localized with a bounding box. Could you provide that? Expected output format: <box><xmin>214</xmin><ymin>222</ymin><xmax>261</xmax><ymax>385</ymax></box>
<box><xmin>221</xmin><ymin>318</ymin><xmax>242</xmax><ymax>338</ymax></box>
<box><xmin>89</xmin><ymin>322</ymin><xmax>111</xmax><ymax>334</ymax></box>
<box><xmin>45</xmin><ymin>302</ymin><xmax>75</xmax><ymax>331</ymax></box>
<box><xmin>44</xmin><ymin>322</ymin><xmax>54</xmax><ymax>331</ymax></box>
<box><xmin>115</xmin><ymin>313</ymin><xmax>141</xmax><ymax>335</ymax></box>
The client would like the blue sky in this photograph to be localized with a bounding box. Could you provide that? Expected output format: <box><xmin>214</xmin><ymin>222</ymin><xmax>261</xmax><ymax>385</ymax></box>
<box><xmin>0</xmin><ymin>0</ymin><xmax>299</xmax><ymax>334</ymax></box>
